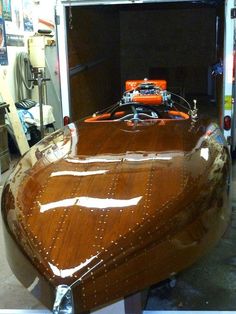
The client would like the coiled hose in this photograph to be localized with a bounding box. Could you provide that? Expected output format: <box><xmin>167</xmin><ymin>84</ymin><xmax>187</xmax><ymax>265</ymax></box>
<box><xmin>15</xmin><ymin>52</ymin><xmax>34</xmax><ymax>101</ymax></box>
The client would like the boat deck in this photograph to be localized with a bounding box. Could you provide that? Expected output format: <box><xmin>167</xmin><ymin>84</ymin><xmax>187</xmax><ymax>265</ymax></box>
<box><xmin>0</xmin><ymin>154</ymin><xmax>235</xmax><ymax>313</ymax></box>
<box><xmin>0</xmin><ymin>92</ymin><xmax>235</xmax><ymax>313</ymax></box>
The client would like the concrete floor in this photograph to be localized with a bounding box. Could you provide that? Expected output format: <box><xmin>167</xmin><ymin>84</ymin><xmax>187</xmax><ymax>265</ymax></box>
<box><xmin>0</xmin><ymin>153</ymin><xmax>236</xmax><ymax>313</ymax></box>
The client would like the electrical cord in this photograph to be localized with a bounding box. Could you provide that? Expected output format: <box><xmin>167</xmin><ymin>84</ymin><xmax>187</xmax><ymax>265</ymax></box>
<box><xmin>167</xmin><ymin>91</ymin><xmax>192</xmax><ymax>111</ymax></box>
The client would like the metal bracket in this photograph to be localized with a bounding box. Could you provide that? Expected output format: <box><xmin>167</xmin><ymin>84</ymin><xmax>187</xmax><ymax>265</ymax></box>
<box><xmin>188</xmin><ymin>99</ymin><xmax>198</xmax><ymax>122</ymax></box>
<box><xmin>53</xmin><ymin>285</ymin><xmax>74</xmax><ymax>314</ymax></box>
<box><xmin>231</xmin><ymin>8</ymin><xmax>236</xmax><ymax>19</ymax></box>
<box><xmin>55</xmin><ymin>15</ymin><xmax>60</xmax><ymax>25</ymax></box>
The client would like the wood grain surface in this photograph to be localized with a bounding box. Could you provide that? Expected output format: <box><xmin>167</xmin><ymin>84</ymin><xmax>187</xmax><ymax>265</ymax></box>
<box><xmin>1</xmin><ymin>118</ymin><xmax>231</xmax><ymax>313</ymax></box>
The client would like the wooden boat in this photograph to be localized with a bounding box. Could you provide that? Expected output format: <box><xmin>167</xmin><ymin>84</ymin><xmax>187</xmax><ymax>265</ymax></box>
<box><xmin>1</xmin><ymin>79</ymin><xmax>232</xmax><ymax>313</ymax></box>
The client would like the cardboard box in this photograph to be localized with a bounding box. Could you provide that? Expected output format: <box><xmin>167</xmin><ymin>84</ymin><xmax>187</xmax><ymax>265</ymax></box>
<box><xmin>0</xmin><ymin>149</ymin><xmax>10</xmax><ymax>173</ymax></box>
<box><xmin>0</xmin><ymin>107</ymin><xmax>5</xmax><ymax>125</ymax></box>
<box><xmin>0</xmin><ymin>125</ymin><xmax>8</xmax><ymax>152</ymax></box>
<box><xmin>0</xmin><ymin>125</ymin><xmax>10</xmax><ymax>173</ymax></box>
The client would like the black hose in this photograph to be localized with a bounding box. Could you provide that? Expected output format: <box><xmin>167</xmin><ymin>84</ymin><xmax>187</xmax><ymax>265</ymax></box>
<box><xmin>15</xmin><ymin>52</ymin><xmax>34</xmax><ymax>101</ymax></box>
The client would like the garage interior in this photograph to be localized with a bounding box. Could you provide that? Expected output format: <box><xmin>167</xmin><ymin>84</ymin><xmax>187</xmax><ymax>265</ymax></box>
<box><xmin>0</xmin><ymin>0</ymin><xmax>236</xmax><ymax>313</ymax></box>
<box><xmin>68</xmin><ymin>1</ymin><xmax>224</xmax><ymax>122</ymax></box>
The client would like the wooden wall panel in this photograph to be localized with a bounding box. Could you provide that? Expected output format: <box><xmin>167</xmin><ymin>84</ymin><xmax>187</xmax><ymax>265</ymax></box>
<box><xmin>67</xmin><ymin>6</ymin><xmax>121</xmax><ymax>121</ymax></box>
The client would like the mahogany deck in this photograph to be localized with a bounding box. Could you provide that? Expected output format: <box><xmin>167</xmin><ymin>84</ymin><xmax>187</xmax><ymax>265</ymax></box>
<box><xmin>1</xmin><ymin>118</ymin><xmax>231</xmax><ymax>313</ymax></box>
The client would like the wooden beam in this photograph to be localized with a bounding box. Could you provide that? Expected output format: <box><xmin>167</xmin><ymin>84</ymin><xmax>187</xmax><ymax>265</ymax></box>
<box><xmin>0</xmin><ymin>68</ymin><xmax>29</xmax><ymax>155</ymax></box>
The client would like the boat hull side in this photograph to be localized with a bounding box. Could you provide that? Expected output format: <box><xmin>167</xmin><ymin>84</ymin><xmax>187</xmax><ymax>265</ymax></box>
<box><xmin>2</xmin><ymin>221</ymin><xmax>55</xmax><ymax>310</ymax></box>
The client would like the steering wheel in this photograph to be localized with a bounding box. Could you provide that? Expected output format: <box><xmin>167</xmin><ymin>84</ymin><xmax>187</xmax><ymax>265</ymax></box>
<box><xmin>110</xmin><ymin>102</ymin><xmax>160</xmax><ymax>121</ymax></box>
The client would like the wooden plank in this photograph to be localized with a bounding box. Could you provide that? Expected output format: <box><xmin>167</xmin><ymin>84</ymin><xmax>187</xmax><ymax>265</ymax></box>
<box><xmin>125</xmin><ymin>292</ymin><xmax>143</xmax><ymax>314</ymax></box>
<box><xmin>125</xmin><ymin>290</ymin><xmax>149</xmax><ymax>314</ymax></box>
<box><xmin>0</xmin><ymin>68</ymin><xmax>29</xmax><ymax>155</ymax></box>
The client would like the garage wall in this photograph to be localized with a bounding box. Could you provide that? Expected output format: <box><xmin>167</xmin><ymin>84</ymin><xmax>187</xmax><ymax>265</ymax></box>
<box><xmin>120</xmin><ymin>7</ymin><xmax>216</xmax><ymax>96</ymax></box>
<box><xmin>1</xmin><ymin>0</ymin><xmax>56</xmax><ymax>102</ymax></box>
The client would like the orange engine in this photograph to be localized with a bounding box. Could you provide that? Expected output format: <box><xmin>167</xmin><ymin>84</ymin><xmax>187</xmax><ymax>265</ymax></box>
<box><xmin>125</xmin><ymin>79</ymin><xmax>167</xmax><ymax>91</ymax></box>
<box><xmin>132</xmin><ymin>94</ymin><xmax>163</xmax><ymax>105</ymax></box>
<box><xmin>124</xmin><ymin>79</ymin><xmax>167</xmax><ymax>106</ymax></box>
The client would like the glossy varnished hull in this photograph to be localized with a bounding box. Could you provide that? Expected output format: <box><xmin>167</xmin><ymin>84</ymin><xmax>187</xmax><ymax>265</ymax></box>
<box><xmin>1</xmin><ymin>119</ymin><xmax>231</xmax><ymax>313</ymax></box>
